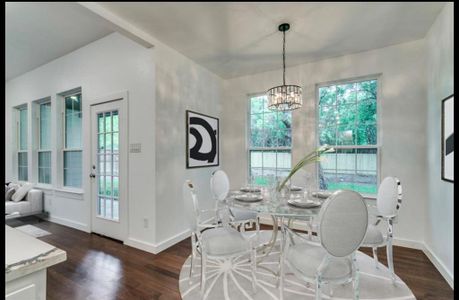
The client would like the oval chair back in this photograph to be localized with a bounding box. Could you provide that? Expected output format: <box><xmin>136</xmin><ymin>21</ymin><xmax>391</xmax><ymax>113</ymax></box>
<box><xmin>210</xmin><ymin>170</ymin><xmax>230</xmax><ymax>202</ymax></box>
<box><xmin>376</xmin><ymin>177</ymin><xmax>402</xmax><ymax>219</ymax></box>
<box><xmin>319</xmin><ymin>190</ymin><xmax>368</xmax><ymax>257</ymax></box>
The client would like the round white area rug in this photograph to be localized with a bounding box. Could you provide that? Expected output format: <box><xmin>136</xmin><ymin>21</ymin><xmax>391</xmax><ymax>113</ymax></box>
<box><xmin>179</xmin><ymin>242</ymin><xmax>416</xmax><ymax>300</ymax></box>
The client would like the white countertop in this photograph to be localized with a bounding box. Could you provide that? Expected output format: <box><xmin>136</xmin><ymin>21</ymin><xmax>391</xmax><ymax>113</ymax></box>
<box><xmin>5</xmin><ymin>225</ymin><xmax>66</xmax><ymax>282</ymax></box>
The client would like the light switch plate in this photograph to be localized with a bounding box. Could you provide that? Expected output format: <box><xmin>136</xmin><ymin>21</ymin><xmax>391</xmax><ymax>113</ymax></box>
<box><xmin>130</xmin><ymin>143</ymin><xmax>142</xmax><ymax>153</ymax></box>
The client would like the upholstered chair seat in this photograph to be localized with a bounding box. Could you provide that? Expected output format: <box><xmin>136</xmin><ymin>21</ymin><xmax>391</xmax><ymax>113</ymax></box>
<box><xmin>287</xmin><ymin>243</ymin><xmax>352</xmax><ymax>281</ymax></box>
<box><xmin>362</xmin><ymin>224</ymin><xmax>385</xmax><ymax>246</ymax></box>
<box><xmin>201</xmin><ymin>227</ymin><xmax>250</xmax><ymax>256</ymax></box>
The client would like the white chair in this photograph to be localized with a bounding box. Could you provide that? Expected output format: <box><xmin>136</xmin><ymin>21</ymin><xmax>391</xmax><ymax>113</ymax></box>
<box><xmin>361</xmin><ymin>177</ymin><xmax>402</xmax><ymax>283</ymax></box>
<box><xmin>210</xmin><ymin>170</ymin><xmax>260</xmax><ymax>234</ymax></box>
<box><xmin>183</xmin><ymin>180</ymin><xmax>257</xmax><ymax>294</ymax></box>
<box><xmin>282</xmin><ymin>190</ymin><xmax>368</xmax><ymax>300</ymax></box>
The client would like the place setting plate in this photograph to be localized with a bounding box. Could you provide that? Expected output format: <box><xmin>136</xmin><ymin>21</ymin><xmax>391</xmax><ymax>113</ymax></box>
<box><xmin>234</xmin><ymin>193</ymin><xmax>264</xmax><ymax>202</ymax></box>
<box><xmin>240</xmin><ymin>187</ymin><xmax>261</xmax><ymax>193</ymax></box>
<box><xmin>287</xmin><ymin>196</ymin><xmax>322</xmax><ymax>208</ymax></box>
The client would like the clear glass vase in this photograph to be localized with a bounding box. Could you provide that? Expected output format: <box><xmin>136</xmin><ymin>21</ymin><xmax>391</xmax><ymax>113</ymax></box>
<box><xmin>276</xmin><ymin>178</ymin><xmax>291</xmax><ymax>204</ymax></box>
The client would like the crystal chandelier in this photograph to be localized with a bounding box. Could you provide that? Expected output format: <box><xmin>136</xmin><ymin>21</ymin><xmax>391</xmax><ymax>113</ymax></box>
<box><xmin>267</xmin><ymin>23</ymin><xmax>302</xmax><ymax>111</ymax></box>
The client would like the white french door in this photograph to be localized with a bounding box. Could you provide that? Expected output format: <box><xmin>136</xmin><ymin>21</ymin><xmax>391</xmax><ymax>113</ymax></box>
<box><xmin>90</xmin><ymin>97</ymin><xmax>127</xmax><ymax>241</ymax></box>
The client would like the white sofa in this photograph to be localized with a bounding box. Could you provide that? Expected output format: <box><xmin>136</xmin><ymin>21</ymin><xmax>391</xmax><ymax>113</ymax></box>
<box><xmin>5</xmin><ymin>189</ymin><xmax>44</xmax><ymax>218</ymax></box>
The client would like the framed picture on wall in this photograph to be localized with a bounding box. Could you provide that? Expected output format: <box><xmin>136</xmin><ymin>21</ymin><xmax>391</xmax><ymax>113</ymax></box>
<box><xmin>186</xmin><ymin>110</ymin><xmax>219</xmax><ymax>168</ymax></box>
<box><xmin>441</xmin><ymin>94</ymin><xmax>454</xmax><ymax>183</ymax></box>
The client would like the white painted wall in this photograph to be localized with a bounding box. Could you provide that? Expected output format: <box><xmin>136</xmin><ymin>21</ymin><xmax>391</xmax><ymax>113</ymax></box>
<box><xmin>221</xmin><ymin>39</ymin><xmax>428</xmax><ymax>246</ymax></box>
<box><xmin>425</xmin><ymin>3</ymin><xmax>454</xmax><ymax>286</ymax></box>
<box><xmin>154</xmin><ymin>40</ymin><xmax>223</xmax><ymax>248</ymax></box>
<box><xmin>5</xmin><ymin>30</ymin><xmax>224</xmax><ymax>254</ymax></box>
<box><xmin>6</xmin><ymin>33</ymin><xmax>157</xmax><ymax>246</ymax></box>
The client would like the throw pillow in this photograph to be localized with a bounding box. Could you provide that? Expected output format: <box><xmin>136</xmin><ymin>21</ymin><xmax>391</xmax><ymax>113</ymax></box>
<box><xmin>5</xmin><ymin>187</ymin><xmax>15</xmax><ymax>202</ymax></box>
<box><xmin>11</xmin><ymin>182</ymin><xmax>35</xmax><ymax>202</ymax></box>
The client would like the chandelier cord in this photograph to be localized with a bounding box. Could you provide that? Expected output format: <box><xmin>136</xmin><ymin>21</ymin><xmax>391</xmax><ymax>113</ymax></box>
<box><xmin>282</xmin><ymin>29</ymin><xmax>286</xmax><ymax>86</ymax></box>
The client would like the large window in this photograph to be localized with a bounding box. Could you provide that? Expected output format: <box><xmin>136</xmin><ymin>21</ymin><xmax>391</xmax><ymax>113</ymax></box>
<box><xmin>63</xmin><ymin>93</ymin><xmax>82</xmax><ymax>188</ymax></box>
<box><xmin>38</xmin><ymin>102</ymin><xmax>52</xmax><ymax>184</ymax></box>
<box><xmin>249</xmin><ymin>95</ymin><xmax>292</xmax><ymax>185</ymax></box>
<box><xmin>17</xmin><ymin>107</ymin><xmax>28</xmax><ymax>181</ymax></box>
<box><xmin>317</xmin><ymin>78</ymin><xmax>378</xmax><ymax>195</ymax></box>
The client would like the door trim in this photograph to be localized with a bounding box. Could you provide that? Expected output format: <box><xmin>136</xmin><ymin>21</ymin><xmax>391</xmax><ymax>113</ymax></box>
<box><xmin>88</xmin><ymin>91</ymin><xmax>129</xmax><ymax>241</ymax></box>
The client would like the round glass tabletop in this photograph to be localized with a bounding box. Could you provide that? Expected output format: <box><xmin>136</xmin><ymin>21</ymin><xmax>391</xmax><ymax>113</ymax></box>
<box><xmin>225</xmin><ymin>190</ymin><xmax>325</xmax><ymax>218</ymax></box>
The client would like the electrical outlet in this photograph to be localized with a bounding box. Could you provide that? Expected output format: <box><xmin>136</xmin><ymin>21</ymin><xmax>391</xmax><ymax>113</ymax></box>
<box><xmin>143</xmin><ymin>218</ymin><xmax>149</xmax><ymax>228</ymax></box>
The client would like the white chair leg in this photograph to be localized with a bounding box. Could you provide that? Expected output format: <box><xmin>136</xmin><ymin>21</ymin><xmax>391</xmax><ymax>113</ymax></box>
<box><xmin>251</xmin><ymin>248</ymin><xmax>257</xmax><ymax>293</ymax></box>
<box><xmin>353</xmin><ymin>253</ymin><xmax>360</xmax><ymax>300</ymax></box>
<box><xmin>353</xmin><ymin>270</ymin><xmax>360</xmax><ymax>300</ymax></box>
<box><xmin>372</xmin><ymin>247</ymin><xmax>379</xmax><ymax>269</ymax></box>
<box><xmin>386</xmin><ymin>241</ymin><xmax>396</xmax><ymax>284</ymax></box>
<box><xmin>189</xmin><ymin>254</ymin><xmax>194</xmax><ymax>284</ymax></box>
<box><xmin>189</xmin><ymin>234</ymin><xmax>196</xmax><ymax>284</ymax></box>
<box><xmin>315</xmin><ymin>277</ymin><xmax>322</xmax><ymax>300</ymax></box>
<box><xmin>200</xmin><ymin>253</ymin><xmax>207</xmax><ymax>293</ymax></box>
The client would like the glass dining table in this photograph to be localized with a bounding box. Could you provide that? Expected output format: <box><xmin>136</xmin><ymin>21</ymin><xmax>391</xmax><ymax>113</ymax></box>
<box><xmin>224</xmin><ymin>188</ymin><xmax>329</xmax><ymax>269</ymax></box>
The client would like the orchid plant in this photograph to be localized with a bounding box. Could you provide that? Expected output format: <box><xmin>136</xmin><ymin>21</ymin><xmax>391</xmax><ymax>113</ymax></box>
<box><xmin>277</xmin><ymin>145</ymin><xmax>335</xmax><ymax>192</ymax></box>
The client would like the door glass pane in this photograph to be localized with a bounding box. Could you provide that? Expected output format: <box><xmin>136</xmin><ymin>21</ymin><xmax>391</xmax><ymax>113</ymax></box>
<box><xmin>105</xmin><ymin>133</ymin><xmax>112</xmax><ymax>152</ymax></box>
<box><xmin>105</xmin><ymin>112</ymin><xmax>112</xmax><ymax>132</ymax></box>
<box><xmin>113</xmin><ymin>199</ymin><xmax>119</xmax><ymax>221</ymax></box>
<box><xmin>113</xmin><ymin>155</ymin><xmax>119</xmax><ymax>176</ymax></box>
<box><xmin>113</xmin><ymin>177</ymin><xmax>119</xmax><ymax>197</ymax></box>
<box><xmin>112</xmin><ymin>133</ymin><xmax>119</xmax><ymax>153</ymax></box>
<box><xmin>98</xmin><ymin>134</ymin><xmax>105</xmax><ymax>153</ymax></box>
<box><xmin>98</xmin><ymin>197</ymin><xmax>104</xmax><ymax>216</ymax></box>
<box><xmin>113</xmin><ymin>112</ymin><xmax>119</xmax><ymax>132</ymax></box>
<box><xmin>105</xmin><ymin>198</ymin><xmax>112</xmax><ymax>219</ymax></box>
<box><xmin>98</xmin><ymin>113</ymin><xmax>104</xmax><ymax>133</ymax></box>
<box><xmin>105</xmin><ymin>155</ymin><xmax>112</xmax><ymax>175</ymax></box>
<box><xmin>98</xmin><ymin>176</ymin><xmax>105</xmax><ymax>196</ymax></box>
<box><xmin>105</xmin><ymin>176</ymin><xmax>112</xmax><ymax>196</ymax></box>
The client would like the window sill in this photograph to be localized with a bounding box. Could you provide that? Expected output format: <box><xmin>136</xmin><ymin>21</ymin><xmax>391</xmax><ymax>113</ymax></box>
<box><xmin>35</xmin><ymin>184</ymin><xmax>54</xmax><ymax>190</ymax></box>
<box><xmin>54</xmin><ymin>187</ymin><xmax>84</xmax><ymax>195</ymax></box>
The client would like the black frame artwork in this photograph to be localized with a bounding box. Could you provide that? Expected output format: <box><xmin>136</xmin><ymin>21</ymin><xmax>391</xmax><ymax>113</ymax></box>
<box><xmin>186</xmin><ymin>110</ymin><xmax>219</xmax><ymax>169</ymax></box>
<box><xmin>441</xmin><ymin>94</ymin><xmax>454</xmax><ymax>183</ymax></box>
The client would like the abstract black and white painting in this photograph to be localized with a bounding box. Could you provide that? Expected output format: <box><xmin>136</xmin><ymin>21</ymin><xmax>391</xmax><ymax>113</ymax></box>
<box><xmin>186</xmin><ymin>110</ymin><xmax>219</xmax><ymax>168</ymax></box>
<box><xmin>442</xmin><ymin>94</ymin><xmax>454</xmax><ymax>182</ymax></box>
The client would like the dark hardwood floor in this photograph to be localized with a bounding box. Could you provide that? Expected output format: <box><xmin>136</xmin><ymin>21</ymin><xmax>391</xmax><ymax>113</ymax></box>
<box><xmin>19</xmin><ymin>219</ymin><xmax>453</xmax><ymax>300</ymax></box>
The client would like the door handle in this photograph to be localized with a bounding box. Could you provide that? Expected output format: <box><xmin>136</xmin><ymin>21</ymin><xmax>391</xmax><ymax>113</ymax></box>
<box><xmin>89</xmin><ymin>173</ymin><xmax>96</xmax><ymax>178</ymax></box>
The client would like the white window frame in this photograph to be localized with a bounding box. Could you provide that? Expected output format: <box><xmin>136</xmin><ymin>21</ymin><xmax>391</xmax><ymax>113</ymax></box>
<box><xmin>37</xmin><ymin>99</ymin><xmax>52</xmax><ymax>185</ymax></box>
<box><xmin>16</xmin><ymin>105</ymin><xmax>29</xmax><ymax>182</ymax></box>
<box><xmin>247</xmin><ymin>93</ymin><xmax>293</xmax><ymax>184</ymax></box>
<box><xmin>61</xmin><ymin>90</ymin><xmax>83</xmax><ymax>189</ymax></box>
<box><xmin>315</xmin><ymin>74</ymin><xmax>381</xmax><ymax>198</ymax></box>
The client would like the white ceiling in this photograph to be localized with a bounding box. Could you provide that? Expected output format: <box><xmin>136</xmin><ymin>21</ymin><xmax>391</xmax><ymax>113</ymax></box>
<box><xmin>6</xmin><ymin>2</ymin><xmax>446</xmax><ymax>80</ymax></box>
<box><xmin>5</xmin><ymin>2</ymin><xmax>114</xmax><ymax>80</ymax></box>
<box><xmin>98</xmin><ymin>2</ymin><xmax>446</xmax><ymax>79</ymax></box>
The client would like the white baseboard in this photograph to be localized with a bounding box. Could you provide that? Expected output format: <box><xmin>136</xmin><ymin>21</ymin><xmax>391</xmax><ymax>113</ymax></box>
<box><xmin>153</xmin><ymin>229</ymin><xmax>191</xmax><ymax>253</ymax></box>
<box><xmin>422</xmin><ymin>243</ymin><xmax>454</xmax><ymax>289</ymax></box>
<box><xmin>392</xmin><ymin>237</ymin><xmax>424</xmax><ymax>250</ymax></box>
<box><xmin>125</xmin><ymin>230</ymin><xmax>191</xmax><ymax>254</ymax></box>
<box><xmin>124</xmin><ymin>237</ymin><xmax>157</xmax><ymax>254</ymax></box>
<box><xmin>44</xmin><ymin>215</ymin><xmax>90</xmax><ymax>233</ymax></box>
